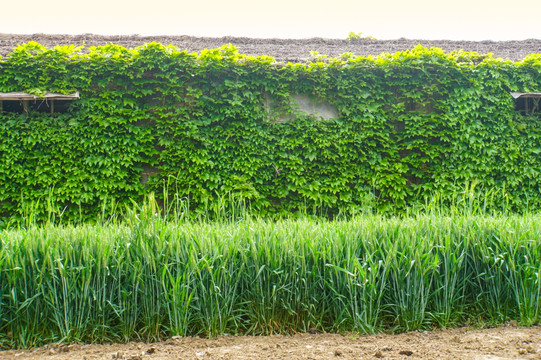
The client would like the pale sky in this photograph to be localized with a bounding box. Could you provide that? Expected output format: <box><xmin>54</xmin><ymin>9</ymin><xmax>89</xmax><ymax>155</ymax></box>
<box><xmin>1</xmin><ymin>0</ymin><xmax>540</xmax><ymax>41</ymax></box>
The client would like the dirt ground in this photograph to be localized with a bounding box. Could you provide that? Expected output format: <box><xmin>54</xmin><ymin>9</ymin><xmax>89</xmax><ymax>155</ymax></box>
<box><xmin>2</xmin><ymin>325</ymin><xmax>540</xmax><ymax>360</ymax></box>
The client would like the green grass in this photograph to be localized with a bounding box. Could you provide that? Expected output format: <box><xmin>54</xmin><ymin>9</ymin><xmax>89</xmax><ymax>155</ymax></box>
<box><xmin>1</xmin><ymin>197</ymin><xmax>540</xmax><ymax>349</ymax></box>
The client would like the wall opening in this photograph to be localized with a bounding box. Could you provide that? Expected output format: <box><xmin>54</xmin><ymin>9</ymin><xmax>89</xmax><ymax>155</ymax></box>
<box><xmin>511</xmin><ymin>92</ymin><xmax>541</xmax><ymax>116</ymax></box>
<box><xmin>264</xmin><ymin>93</ymin><xmax>339</xmax><ymax>122</ymax></box>
<box><xmin>0</xmin><ymin>92</ymin><xmax>79</xmax><ymax>114</ymax></box>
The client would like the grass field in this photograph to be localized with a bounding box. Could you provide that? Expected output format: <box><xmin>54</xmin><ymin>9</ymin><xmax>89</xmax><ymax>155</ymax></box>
<box><xmin>1</xmin><ymin>197</ymin><xmax>540</xmax><ymax>349</ymax></box>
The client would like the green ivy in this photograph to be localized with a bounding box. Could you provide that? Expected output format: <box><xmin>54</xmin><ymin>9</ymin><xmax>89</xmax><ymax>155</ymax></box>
<box><xmin>0</xmin><ymin>42</ymin><xmax>540</xmax><ymax>222</ymax></box>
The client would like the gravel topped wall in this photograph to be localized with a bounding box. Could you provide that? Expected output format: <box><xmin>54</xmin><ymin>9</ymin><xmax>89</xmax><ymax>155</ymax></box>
<box><xmin>1</xmin><ymin>33</ymin><xmax>540</xmax><ymax>62</ymax></box>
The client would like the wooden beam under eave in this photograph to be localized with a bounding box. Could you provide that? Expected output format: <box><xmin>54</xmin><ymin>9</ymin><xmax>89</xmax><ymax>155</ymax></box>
<box><xmin>0</xmin><ymin>91</ymin><xmax>80</xmax><ymax>101</ymax></box>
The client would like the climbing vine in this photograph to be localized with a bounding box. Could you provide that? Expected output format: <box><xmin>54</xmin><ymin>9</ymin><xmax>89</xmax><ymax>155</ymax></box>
<box><xmin>0</xmin><ymin>42</ymin><xmax>540</xmax><ymax>222</ymax></box>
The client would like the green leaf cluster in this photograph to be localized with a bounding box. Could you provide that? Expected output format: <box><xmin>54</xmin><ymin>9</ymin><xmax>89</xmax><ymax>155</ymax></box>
<box><xmin>1</xmin><ymin>42</ymin><xmax>540</xmax><ymax>221</ymax></box>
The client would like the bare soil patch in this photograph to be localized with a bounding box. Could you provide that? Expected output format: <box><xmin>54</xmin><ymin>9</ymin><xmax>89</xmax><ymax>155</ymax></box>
<box><xmin>2</xmin><ymin>326</ymin><xmax>540</xmax><ymax>360</ymax></box>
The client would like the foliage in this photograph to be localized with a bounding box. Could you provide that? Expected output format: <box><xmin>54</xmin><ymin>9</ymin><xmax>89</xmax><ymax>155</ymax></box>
<box><xmin>346</xmin><ymin>32</ymin><xmax>376</xmax><ymax>40</ymax></box>
<box><xmin>0</xmin><ymin>42</ymin><xmax>541</xmax><ymax>222</ymax></box>
<box><xmin>1</xmin><ymin>202</ymin><xmax>540</xmax><ymax>348</ymax></box>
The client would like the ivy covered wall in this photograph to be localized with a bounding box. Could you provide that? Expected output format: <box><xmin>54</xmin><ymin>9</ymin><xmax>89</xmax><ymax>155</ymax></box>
<box><xmin>0</xmin><ymin>42</ymin><xmax>540</xmax><ymax>221</ymax></box>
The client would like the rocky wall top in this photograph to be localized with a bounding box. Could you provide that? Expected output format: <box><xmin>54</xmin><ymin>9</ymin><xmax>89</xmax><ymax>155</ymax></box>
<box><xmin>1</xmin><ymin>33</ymin><xmax>540</xmax><ymax>62</ymax></box>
